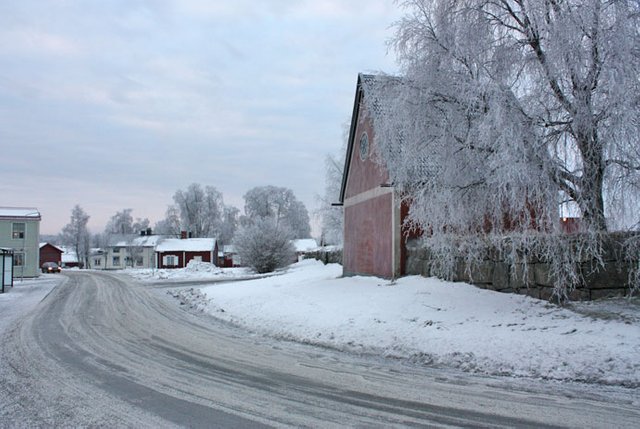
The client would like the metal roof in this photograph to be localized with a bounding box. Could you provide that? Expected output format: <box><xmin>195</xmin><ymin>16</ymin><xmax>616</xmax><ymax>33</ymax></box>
<box><xmin>0</xmin><ymin>207</ymin><xmax>41</xmax><ymax>220</ymax></box>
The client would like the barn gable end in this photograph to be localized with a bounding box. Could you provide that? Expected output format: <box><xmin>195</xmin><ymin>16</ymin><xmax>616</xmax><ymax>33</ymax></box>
<box><xmin>339</xmin><ymin>74</ymin><xmax>403</xmax><ymax>279</ymax></box>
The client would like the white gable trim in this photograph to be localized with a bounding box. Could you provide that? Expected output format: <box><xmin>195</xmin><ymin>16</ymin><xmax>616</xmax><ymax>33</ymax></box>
<box><xmin>343</xmin><ymin>186</ymin><xmax>393</xmax><ymax>208</ymax></box>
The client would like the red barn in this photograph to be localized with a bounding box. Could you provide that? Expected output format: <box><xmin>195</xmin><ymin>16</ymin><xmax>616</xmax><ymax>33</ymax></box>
<box><xmin>339</xmin><ymin>74</ymin><xmax>575</xmax><ymax>279</ymax></box>
<box><xmin>39</xmin><ymin>243</ymin><xmax>63</xmax><ymax>267</ymax></box>
<box><xmin>338</xmin><ymin>74</ymin><xmax>414</xmax><ymax>279</ymax></box>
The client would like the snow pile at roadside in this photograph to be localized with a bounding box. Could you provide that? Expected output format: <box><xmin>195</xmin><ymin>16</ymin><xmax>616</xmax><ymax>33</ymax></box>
<box><xmin>190</xmin><ymin>260</ymin><xmax>639</xmax><ymax>386</ymax></box>
<box><xmin>127</xmin><ymin>261</ymin><xmax>252</xmax><ymax>281</ymax></box>
<box><xmin>0</xmin><ymin>277</ymin><xmax>63</xmax><ymax>329</ymax></box>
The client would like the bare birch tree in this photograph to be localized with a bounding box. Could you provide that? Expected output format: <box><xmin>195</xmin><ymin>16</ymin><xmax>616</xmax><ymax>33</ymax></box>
<box><xmin>60</xmin><ymin>205</ymin><xmax>91</xmax><ymax>268</ymax></box>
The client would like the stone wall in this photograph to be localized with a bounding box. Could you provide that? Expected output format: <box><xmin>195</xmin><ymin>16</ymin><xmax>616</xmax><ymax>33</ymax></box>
<box><xmin>406</xmin><ymin>233</ymin><xmax>638</xmax><ymax>301</ymax></box>
<box><xmin>303</xmin><ymin>248</ymin><xmax>343</xmax><ymax>265</ymax></box>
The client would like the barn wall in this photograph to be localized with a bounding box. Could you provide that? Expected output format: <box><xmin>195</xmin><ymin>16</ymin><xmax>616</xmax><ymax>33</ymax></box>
<box><xmin>343</xmin><ymin>192</ymin><xmax>394</xmax><ymax>278</ymax></box>
<box><xmin>39</xmin><ymin>245</ymin><xmax>62</xmax><ymax>266</ymax></box>
<box><xmin>344</xmin><ymin>114</ymin><xmax>389</xmax><ymax>200</ymax></box>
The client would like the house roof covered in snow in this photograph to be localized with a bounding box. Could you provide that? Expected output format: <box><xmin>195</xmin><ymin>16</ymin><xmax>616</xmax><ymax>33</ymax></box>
<box><xmin>293</xmin><ymin>239</ymin><xmax>318</xmax><ymax>253</ymax></box>
<box><xmin>156</xmin><ymin>238</ymin><xmax>217</xmax><ymax>252</ymax></box>
<box><xmin>133</xmin><ymin>235</ymin><xmax>164</xmax><ymax>247</ymax></box>
<box><xmin>58</xmin><ymin>246</ymin><xmax>78</xmax><ymax>263</ymax></box>
<box><xmin>107</xmin><ymin>234</ymin><xmax>166</xmax><ymax>247</ymax></box>
<box><xmin>39</xmin><ymin>242</ymin><xmax>62</xmax><ymax>251</ymax></box>
<box><xmin>0</xmin><ymin>207</ymin><xmax>41</xmax><ymax>220</ymax></box>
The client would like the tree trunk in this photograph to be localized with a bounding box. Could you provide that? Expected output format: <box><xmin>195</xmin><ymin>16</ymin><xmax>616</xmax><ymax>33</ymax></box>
<box><xmin>577</xmin><ymin>136</ymin><xmax>608</xmax><ymax>232</ymax></box>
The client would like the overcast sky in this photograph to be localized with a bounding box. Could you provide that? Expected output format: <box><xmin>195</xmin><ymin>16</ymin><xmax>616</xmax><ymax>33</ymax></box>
<box><xmin>0</xmin><ymin>0</ymin><xmax>400</xmax><ymax>235</ymax></box>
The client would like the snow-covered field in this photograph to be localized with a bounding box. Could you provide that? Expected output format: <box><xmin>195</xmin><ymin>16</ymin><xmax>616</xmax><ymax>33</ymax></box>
<box><xmin>173</xmin><ymin>260</ymin><xmax>639</xmax><ymax>387</ymax></box>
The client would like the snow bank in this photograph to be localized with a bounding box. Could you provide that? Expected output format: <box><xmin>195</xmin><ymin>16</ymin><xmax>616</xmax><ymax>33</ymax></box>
<box><xmin>0</xmin><ymin>277</ymin><xmax>62</xmax><ymax>330</ymax></box>
<box><xmin>127</xmin><ymin>261</ymin><xmax>250</xmax><ymax>281</ymax></box>
<box><xmin>189</xmin><ymin>260</ymin><xmax>639</xmax><ymax>386</ymax></box>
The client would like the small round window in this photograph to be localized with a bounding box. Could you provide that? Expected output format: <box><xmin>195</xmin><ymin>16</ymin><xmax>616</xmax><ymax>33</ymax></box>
<box><xmin>359</xmin><ymin>132</ymin><xmax>369</xmax><ymax>161</ymax></box>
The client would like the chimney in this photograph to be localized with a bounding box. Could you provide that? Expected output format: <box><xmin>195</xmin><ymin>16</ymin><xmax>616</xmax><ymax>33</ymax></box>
<box><xmin>181</xmin><ymin>231</ymin><xmax>187</xmax><ymax>239</ymax></box>
<box><xmin>140</xmin><ymin>230</ymin><xmax>146</xmax><ymax>236</ymax></box>
<box><xmin>146</xmin><ymin>227</ymin><xmax>152</xmax><ymax>236</ymax></box>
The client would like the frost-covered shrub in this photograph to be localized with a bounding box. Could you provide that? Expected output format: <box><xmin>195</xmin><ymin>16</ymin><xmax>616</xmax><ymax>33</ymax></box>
<box><xmin>624</xmin><ymin>235</ymin><xmax>640</xmax><ymax>296</ymax></box>
<box><xmin>233</xmin><ymin>218</ymin><xmax>295</xmax><ymax>274</ymax></box>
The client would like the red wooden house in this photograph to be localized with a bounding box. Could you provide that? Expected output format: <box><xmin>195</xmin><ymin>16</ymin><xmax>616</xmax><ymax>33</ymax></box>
<box><xmin>155</xmin><ymin>238</ymin><xmax>218</xmax><ymax>269</ymax></box>
<box><xmin>39</xmin><ymin>242</ymin><xmax>63</xmax><ymax>267</ymax></box>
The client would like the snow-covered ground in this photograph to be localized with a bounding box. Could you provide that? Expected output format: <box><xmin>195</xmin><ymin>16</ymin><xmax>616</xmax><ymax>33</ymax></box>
<box><xmin>0</xmin><ymin>276</ymin><xmax>63</xmax><ymax>328</ymax></box>
<box><xmin>172</xmin><ymin>260</ymin><xmax>639</xmax><ymax>387</ymax></box>
<box><xmin>126</xmin><ymin>260</ymin><xmax>265</xmax><ymax>281</ymax></box>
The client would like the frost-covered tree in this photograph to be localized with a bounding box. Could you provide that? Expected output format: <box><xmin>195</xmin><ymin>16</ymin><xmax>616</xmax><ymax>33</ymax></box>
<box><xmin>104</xmin><ymin>209</ymin><xmax>134</xmax><ymax>235</ymax></box>
<box><xmin>367</xmin><ymin>0</ymin><xmax>640</xmax><ymax>299</ymax></box>
<box><xmin>155</xmin><ymin>184</ymin><xmax>238</xmax><ymax>241</ymax></box>
<box><xmin>154</xmin><ymin>205</ymin><xmax>181</xmax><ymax>236</ymax></box>
<box><xmin>243</xmin><ymin>186</ymin><xmax>311</xmax><ymax>238</ymax></box>
<box><xmin>132</xmin><ymin>217</ymin><xmax>150</xmax><ymax>234</ymax></box>
<box><xmin>382</xmin><ymin>0</ymin><xmax>640</xmax><ymax>235</ymax></box>
<box><xmin>219</xmin><ymin>206</ymin><xmax>239</xmax><ymax>245</ymax></box>
<box><xmin>104</xmin><ymin>209</ymin><xmax>150</xmax><ymax>235</ymax></box>
<box><xmin>172</xmin><ymin>183</ymin><xmax>224</xmax><ymax>238</ymax></box>
<box><xmin>233</xmin><ymin>218</ymin><xmax>295</xmax><ymax>273</ymax></box>
<box><xmin>317</xmin><ymin>149</ymin><xmax>345</xmax><ymax>245</ymax></box>
<box><xmin>60</xmin><ymin>205</ymin><xmax>91</xmax><ymax>268</ymax></box>
<box><xmin>164</xmin><ymin>184</ymin><xmax>226</xmax><ymax>237</ymax></box>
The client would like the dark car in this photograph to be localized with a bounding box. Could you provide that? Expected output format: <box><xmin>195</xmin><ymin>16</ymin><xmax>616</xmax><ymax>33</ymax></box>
<box><xmin>41</xmin><ymin>262</ymin><xmax>62</xmax><ymax>273</ymax></box>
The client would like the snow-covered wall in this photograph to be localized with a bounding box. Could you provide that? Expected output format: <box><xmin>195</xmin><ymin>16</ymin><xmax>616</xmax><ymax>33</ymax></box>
<box><xmin>406</xmin><ymin>233</ymin><xmax>639</xmax><ymax>301</ymax></box>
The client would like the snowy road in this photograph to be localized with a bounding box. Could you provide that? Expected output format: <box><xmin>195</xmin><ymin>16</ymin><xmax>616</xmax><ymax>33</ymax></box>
<box><xmin>1</xmin><ymin>271</ymin><xmax>638</xmax><ymax>428</ymax></box>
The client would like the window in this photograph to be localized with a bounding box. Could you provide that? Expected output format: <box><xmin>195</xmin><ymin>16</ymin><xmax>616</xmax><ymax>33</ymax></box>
<box><xmin>113</xmin><ymin>256</ymin><xmax>120</xmax><ymax>266</ymax></box>
<box><xmin>359</xmin><ymin>132</ymin><xmax>369</xmax><ymax>161</ymax></box>
<box><xmin>135</xmin><ymin>257</ymin><xmax>143</xmax><ymax>266</ymax></box>
<box><xmin>94</xmin><ymin>258</ymin><xmax>102</xmax><ymax>266</ymax></box>
<box><xmin>13</xmin><ymin>252</ymin><xmax>24</xmax><ymax>267</ymax></box>
<box><xmin>163</xmin><ymin>255</ymin><xmax>178</xmax><ymax>266</ymax></box>
<box><xmin>12</xmin><ymin>223</ymin><xmax>25</xmax><ymax>239</ymax></box>
<box><xmin>113</xmin><ymin>247</ymin><xmax>120</xmax><ymax>253</ymax></box>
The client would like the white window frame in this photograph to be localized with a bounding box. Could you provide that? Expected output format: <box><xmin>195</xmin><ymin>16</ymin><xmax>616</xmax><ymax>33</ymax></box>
<box><xmin>12</xmin><ymin>223</ymin><xmax>25</xmax><ymax>240</ymax></box>
<box><xmin>162</xmin><ymin>255</ymin><xmax>178</xmax><ymax>266</ymax></box>
<box><xmin>13</xmin><ymin>252</ymin><xmax>24</xmax><ymax>267</ymax></box>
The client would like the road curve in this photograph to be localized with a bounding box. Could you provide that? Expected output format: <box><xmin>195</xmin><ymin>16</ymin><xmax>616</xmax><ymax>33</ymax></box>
<box><xmin>1</xmin><ymin>271</ymin><xmax>637</xmax><ymax>428</ymax></box>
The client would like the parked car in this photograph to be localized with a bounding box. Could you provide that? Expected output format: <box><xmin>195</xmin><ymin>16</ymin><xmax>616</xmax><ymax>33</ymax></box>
<box><xmin>41</xmin><ymin>262</ymin><xmax>62</xmax><ymax>273</ymax></box>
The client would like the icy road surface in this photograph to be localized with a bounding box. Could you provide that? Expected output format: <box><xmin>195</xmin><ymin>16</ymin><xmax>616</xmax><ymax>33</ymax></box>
<box><xmin>1</xmin><ymin>271</ymin><xmax>638</xmax><ymax>427</ymax></box>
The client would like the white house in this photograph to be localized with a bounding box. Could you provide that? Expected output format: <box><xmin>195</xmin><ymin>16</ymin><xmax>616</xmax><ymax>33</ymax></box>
<box><xmin>101</xmin><ymin>234</ymin><xmax>165</xmax><ymax>270</ymax></box>
<box><xmin>0</xmin><ymin>207</ymin><xmax>41</xmax><ymax>278</ymax></box>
